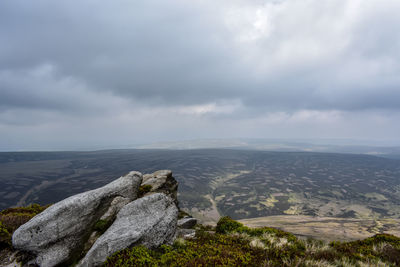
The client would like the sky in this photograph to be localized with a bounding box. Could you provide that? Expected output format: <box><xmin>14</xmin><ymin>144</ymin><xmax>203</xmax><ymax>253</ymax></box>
<box><xmin>1</xmin><ymin>0</ymin><xmax>400</xmax><ymax>150</ymax></box>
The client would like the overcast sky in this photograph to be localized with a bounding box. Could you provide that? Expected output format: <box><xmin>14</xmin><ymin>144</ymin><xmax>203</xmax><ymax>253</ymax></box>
<box><xmin>1</xmin><ymin>0</ymin><xmax>400</xmax><ymax>150</ymax></box>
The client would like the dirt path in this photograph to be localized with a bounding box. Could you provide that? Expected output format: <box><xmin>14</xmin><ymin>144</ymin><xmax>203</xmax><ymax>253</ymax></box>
<box><xmin>16</xmin><ymin>168</ymin><xmax>100</xmax><ymax>206</ymax></box>
<box><xmin>16</xmin><ymin>174</ymin><xmax>75</xmax><ymax>207</ymax></box>
<box><xmin>192</xmin><ymin>170</ymin><xmax>252</xmax><ymax>224</ymax></box>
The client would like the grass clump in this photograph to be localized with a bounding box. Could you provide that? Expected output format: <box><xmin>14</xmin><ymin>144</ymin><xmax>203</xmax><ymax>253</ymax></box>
<box><xmin>328</xmin><ymin>234</ymin><xmax>400</xmax><ymax>265</ymax></box>
<box><xmin>216</xmin><ymin>216</ymin><xmax>243</xmax><ymax>234</ymax></box>
<box><xmin>93</xmin><ymin>219</ymin><xmax>113</xmax><ymax>235</ymax></box>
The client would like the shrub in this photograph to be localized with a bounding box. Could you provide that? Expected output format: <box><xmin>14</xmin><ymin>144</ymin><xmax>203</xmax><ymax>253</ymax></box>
<box><xmin>105</xmin><ymin>231</ymin><xmax>263</xmax><ymax>266</ymax></box>
<box><xmin>216</xmin><ymin>216</ymin><xmax>243</xmax><ymax>234</ymax></box>
<box><xmin>0</xmin><ymin>221</ymin><xmax>11</xmax><ymax>248</ymax></box>
<box><xmin>104</xmin><ymin>245</ymin><xmax>157</xmax><ymax>267</ymax></box>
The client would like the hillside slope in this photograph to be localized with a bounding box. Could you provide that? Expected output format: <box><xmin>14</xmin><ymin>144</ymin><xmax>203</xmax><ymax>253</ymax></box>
<box><xmin>1</xmin><ymin>206</ymin><xmax>400</xmax><ymax>267</ymax></box>
<box><xmin>1</xmin><ymin>149</ymin><xmax>400</xmax><ymax>224</ymax></box>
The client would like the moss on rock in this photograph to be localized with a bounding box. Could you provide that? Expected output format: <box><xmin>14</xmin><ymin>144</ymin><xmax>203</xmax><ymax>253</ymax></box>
<box><xmin>138</xmin><ymin>185</ymin><xmax>153</xmax><ymax>197</ymax></box>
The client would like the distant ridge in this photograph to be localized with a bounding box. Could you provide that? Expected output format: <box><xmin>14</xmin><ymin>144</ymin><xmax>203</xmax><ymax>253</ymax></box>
<box><xmin>135</xmin><ymin>138</ymin><xmax>400</xmax><ymax>157</ymax></box>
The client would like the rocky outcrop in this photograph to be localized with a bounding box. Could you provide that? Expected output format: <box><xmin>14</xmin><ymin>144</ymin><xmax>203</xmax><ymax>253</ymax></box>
<box><xmin>12</xmin><ymin>171</ymin><xmax>142</xmax><ymax>266</ymax></box>
<box><xmin>11</xmin><ymin>170</ymin><xmax>180</xmax><ymax>267</ymax></box>
<box><xmin>78</xmin><ymin>193</ymin><xmax>178</xmax><ymax>267</ymax></box>
<box><xmin>142</xmin><ymin>170</ymin><xmax>178</xmax><ymax>205</ymax></box>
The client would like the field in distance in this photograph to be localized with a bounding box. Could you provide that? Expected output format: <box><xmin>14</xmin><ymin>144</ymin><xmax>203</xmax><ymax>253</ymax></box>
<box><xmin>239</xmin><ymin>215</ymin><xmax>400</xmax><ymax>241</ymax></box>
<box><xmin>1</xmin><ymin>149</ymin><xmax>400</xmax><ymax>240</ymax></box>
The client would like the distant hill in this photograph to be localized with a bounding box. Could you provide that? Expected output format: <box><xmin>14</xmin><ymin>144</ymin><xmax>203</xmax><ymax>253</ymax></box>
<box><xmin>1</xmin><ymin>149</ymin><xmax>400</xmax><ymax>225</ymax></box>
<box><xmin>135</xmin><ymin>138</ymin><xmax>400</xmax><ymax>157</ymax></box>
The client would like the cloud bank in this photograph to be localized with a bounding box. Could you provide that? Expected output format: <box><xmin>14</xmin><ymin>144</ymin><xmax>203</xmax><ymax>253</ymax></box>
<box><xmin>1</xmin><ymin>0</ymin><xmax>400</xmax><ymax>150</ymax></box>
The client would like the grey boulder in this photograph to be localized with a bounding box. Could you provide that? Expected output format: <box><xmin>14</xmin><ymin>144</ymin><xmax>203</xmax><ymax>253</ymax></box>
<box><xmin>12</xmin><ymin>171</ymin><xmax>142</xmax><ymax>267</ymax></box>
<box><xmin>177</xmin><ymin>217</ymin><xmax>197</xmax><ymax>229</ymax></box>
<box><xmin>78</xmin><ymin>193</ymin><xmax>178</xmax><ymax>267</ymax></box>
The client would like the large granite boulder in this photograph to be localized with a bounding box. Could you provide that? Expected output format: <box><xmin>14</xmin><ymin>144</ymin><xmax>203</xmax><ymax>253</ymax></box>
<box><xmin>12</xmin><ymin>171</ymin><xmax>142</xmax><ymax>267</ymax></box>
<box><xmin>78</xmin><ymin>193</ymin><xmax>178</xmax><ymax>267</ymax></box>
<box><xmin>142</xmin><ymin>170</ymin><xmax>178</xmax><ymax>205</ymax></box>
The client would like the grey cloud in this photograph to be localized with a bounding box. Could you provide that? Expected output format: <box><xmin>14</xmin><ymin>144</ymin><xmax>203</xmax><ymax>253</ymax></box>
<box><xmin>0</xmin><ymin>0</ymin><xmax>248</xmax><ymax>107</ymax></box>
<box><xmin>0</xmin><ymin>64</ymin><xmax>129</xmax><ymax>120</ymax></box>
<box><xmin>1</xmin><ymin>0</ymin><xmax>400</xmax><ymax>149</ymax></box>
<box><xmin>1</xmin><ymin>0</ymin><xmax>400</xmax><ymax>113</ymax></box>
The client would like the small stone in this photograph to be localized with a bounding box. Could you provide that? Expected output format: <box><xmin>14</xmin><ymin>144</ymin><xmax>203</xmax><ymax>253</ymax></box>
<box><xmin>176</xmin><ymin>229</ymin><xmax>196</xmax><ymax>239</ymax></box>
<box><xmin>177</xmin><ymin>217</ymin><xmax>197</xmax><ymax>229</ymax></box>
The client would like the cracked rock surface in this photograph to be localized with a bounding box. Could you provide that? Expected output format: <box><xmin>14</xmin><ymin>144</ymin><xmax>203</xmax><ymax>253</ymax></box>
<box><xmin>78</xmin><ymin>193</ymin><xmax>178</xmax><ymax>267</ymax></box>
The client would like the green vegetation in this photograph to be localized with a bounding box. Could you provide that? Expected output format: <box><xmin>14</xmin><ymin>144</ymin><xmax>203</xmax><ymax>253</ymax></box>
<box><xmin>329</xmin><ymin>234</ymin><xmax>400</xmax><ymax>265</ymax></box>
<box><xmin>216</xmin><ymin>216</ymin><xmax>244</xmax><ymax>234</ymax></box>
<box><xmin>105</xmin><ymin>231</ymin><xmax>263</xmax><ymax>266</ymax></box>
<box><xmin>0</xmin><ymin>221</ymin><xmax>11</xmax><ymax>248</ymax></box>
<box><xmin>0</xmin><ymin>205</ymin><xmax>399</xmax><ymax>266</ymax></box>
<box><xmin>104</xmin><ymin>216</ymin><xmax>400</xmax><ymax>266</ymax></box>
<box><xmin>0</xmin><ymin>203</ymin><xmax>48</xmax><ymax>248</ymax></box>
<box><xmin>93</xmin><ymin>219</ymin><xmax>112</xmax><ymax>235</ymax></box>
<box><xmin>138</xmin><ymin>185</ymin><xmax>152</xmax><ymax>197</ymax></box>
<box><xmin>216</xmin><ymin>216</ymin><xmax>299</xmax><ymax>242</ymax></box>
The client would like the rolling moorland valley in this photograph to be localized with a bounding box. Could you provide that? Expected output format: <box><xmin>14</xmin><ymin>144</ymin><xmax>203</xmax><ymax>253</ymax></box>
<box><xmin>1</xmin><ymin>144</ymin><xmax>400</xmax><ymax>266</ymax></box>
<box><xmin>2</xmin><ymin>0</ymin><xmax>400</xmax><ymax>265</ymax></box>
<box><xmin>1</xmin><ymin>146</ymin><xmax>400</xmax><ymax>241</ymax></box>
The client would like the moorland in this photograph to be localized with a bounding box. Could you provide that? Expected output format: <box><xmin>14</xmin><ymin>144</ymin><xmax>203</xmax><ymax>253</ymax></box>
<box><xmin>1</xmin><ymin>149</ymin><xmax>400</xmax><ymax>241</ymax></box>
